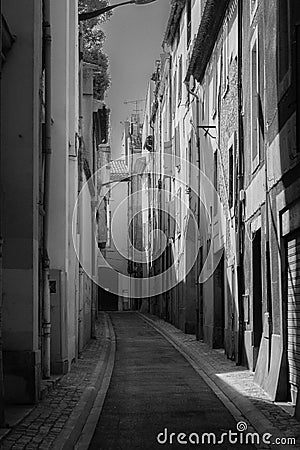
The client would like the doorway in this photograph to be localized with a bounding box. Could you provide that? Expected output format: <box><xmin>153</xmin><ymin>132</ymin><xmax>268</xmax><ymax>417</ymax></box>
<box><xmin>253</xmin><ymin>228</ymin><xmax>263</xmax><ymax>368</ymax></box>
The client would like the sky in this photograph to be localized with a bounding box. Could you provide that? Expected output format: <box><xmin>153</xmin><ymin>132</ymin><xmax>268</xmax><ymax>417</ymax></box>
<box><xmin>101</xmin><ymin>0</ymin><xmax>171</xmax><ymax>158</ymax></box>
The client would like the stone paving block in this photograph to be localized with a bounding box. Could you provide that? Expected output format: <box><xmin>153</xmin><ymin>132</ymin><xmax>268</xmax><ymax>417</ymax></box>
<box><xmin>3</xmin><ymin>311</ymin><xmax>299</xmax><ymax>449</ymax></box>
<box><xmin>141</xmin><ymin>313</ymin><xmax>300</xmax><ymax>448</ymax></box>
<box><xmin>0</xmin><ymin>314</ymin><xmax>107</xmax><ymax>449</ymax></box>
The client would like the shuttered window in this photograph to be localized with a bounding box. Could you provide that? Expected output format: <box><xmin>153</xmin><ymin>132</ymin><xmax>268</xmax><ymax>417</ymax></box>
<box><xmin>286</xmin><ymin>230</ymin><xmax>300</xmax><ymax>404</ymax></box>
<box><xmin>250</xmin><ymin>28</ymin><xmax>259</xmax><ymax>171</ymax></box>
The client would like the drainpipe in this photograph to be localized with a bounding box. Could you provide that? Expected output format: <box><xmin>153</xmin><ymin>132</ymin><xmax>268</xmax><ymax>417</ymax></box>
<box><xmin>264</xmin><ymin>56</ymin><xmax>272</xmax><ymax>372</ymax></box>
<box><xmin>78</xmin><ymin>23</ymin><xmax>84</xmax><ymax>353</ymax></box>
<box><xmin>0</xmin><ymin>233</ymin><xmax>3</xmax><ymax>425</ymax></box>
<box><xmin>0</xmin><ymin>0</ymin><xmax>5</xmax><ymax>426</ymax></box>
<box><xmin>149</xmin><ymin>117</ymin><xmax>155</xmax><ymax>306</ymax></box>
<box><xmin>236</xmin><ymin>0</ymin><xmax>244</xmax><ymax>365</ymax></box>
<box><xmin>185</xmin><ymin>81</ymin><xmax>202</xmax><ymax>341</ymax></box>
<box><xmin>91</xmin><ymin>196</ymin><xmax>97</xmax><ymax>338</ymax></box>
<box><xmin>42</xmin><ymin>0</ymin><xmax>52</xmax><ymax>379</ymax></box>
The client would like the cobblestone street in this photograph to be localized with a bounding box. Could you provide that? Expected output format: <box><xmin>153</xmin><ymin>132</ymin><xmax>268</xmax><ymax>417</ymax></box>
<box><xmin>140</xmin><ymin>314</ymin><xmax>300</xmax><ymax>449</ymax></box>
<box><xmin>2</xmin><ymin>0</ymin><xmax>300</xmax><ymax>448</ymax></box>
<box><xmin>0</xmin><ymin>312</ymin><xmax>299</xmax><ymax>449</ymax></box>
<box><xmin>0</xmin><ymin>313</ymin><xmax>109</xmax><ymax>449</ymax></box>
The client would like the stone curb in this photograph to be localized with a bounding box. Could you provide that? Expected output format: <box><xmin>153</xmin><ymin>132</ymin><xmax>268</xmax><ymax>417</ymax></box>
<box><xmin>74</xmin><ymin>313</ymin><xmax>116</xmax><ymax>450</ymax></box>
<box><xmin>52</xmin><ymin>312</ymin><xmax>115</xmax><ymax>450</ymax></box>
<box><xmin>138</xmin><ymin>313</ymin><xmax>290</xmax><ymax>450</ymax></box>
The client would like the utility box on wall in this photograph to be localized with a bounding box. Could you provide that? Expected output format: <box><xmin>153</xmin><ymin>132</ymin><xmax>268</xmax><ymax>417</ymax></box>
<box><xmin>49</xmin><ymin>270</ymin><xmax>68</xmax><ymax>374</ymax></box>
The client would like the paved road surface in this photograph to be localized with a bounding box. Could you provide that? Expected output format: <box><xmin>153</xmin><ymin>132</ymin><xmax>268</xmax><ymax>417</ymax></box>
<box><xmin>89</xmin><ymin>313</ymin><xmax>255</xmax><ymax>449</ymax></box>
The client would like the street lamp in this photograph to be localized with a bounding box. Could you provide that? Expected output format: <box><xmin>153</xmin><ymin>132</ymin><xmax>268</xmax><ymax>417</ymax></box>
<box><xmin>79</xmin><ymin>0</ymin><xmax>157</xmax><ymax>22</ymax></box>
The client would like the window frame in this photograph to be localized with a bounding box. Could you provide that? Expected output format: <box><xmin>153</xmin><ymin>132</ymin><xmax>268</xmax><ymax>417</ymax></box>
<box><xmin>228</xmin><ymin>132</ymin><xmax>236</xmax><ymax>215</ymax></box>
<box><xmin>250</xmin><ymin>27</ymin><xmax>260</xmax><ymax>172</ymax></box>
<box><xmin>176</xmin><ymin>187</ymin><xmax>182</xmax><ymax>235</ymax></box>
<box><xmin>186</xmin><ymin>0</ymin><xmax>192</xmax><ymax>48</ymax></box>
<box><xmin>186</xmin><ymin>136</ymin><xmax>192</xmax><ymax>194</ymax></box>
<box><xmin>211</xmin><ymin>54</ymin><xmax>218</xmax><ymax>118</ymax></box>
<box><xmin>278</xmin><ymin>0</ymin><xmax>291</xmax><ymax>99</ymax></box>
<box><xmin>178</xmin><ymin>55</ymin><xmax>183</xmax><ymax>106</ymax></box>
<box><xmin>222</xmin><ymin>18</ymin><xmax>229</xmax><ymax>97</ymax></box>
<box><xmin>107</xmin><ymin>209</ymin><xmax>112</xmax><ymax>248</ymax></box>
<box><xmin>172</xmin><ymin>69</ymin><xmax>177</xmax><ymax>118</ymax></box>
<box><xmin>174</xmin><ymin>124</ymin><xmax>181</xmax><ymax>169</ymax></box>
<box><xmin>213</xmin><ymin>150</ymin><xmax>218</xmax><ymax>216</ymax></box>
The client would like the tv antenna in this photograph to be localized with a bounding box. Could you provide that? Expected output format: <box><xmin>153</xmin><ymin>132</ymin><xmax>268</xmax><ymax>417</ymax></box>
<box><xmin>124</xmin><ymin>99</ymin><xmax>145</xmax><ymax>115</ymax></box>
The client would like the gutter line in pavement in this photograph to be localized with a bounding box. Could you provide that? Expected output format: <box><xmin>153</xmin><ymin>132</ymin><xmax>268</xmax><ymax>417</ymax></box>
<box><xmin>74</xmin><ymin>315</ymin><xmax>116</xmax><ymax>450</ymax></box>
<box><xmin>53</xmin><ymin>313</ymin><xmax>116</xmax><ymax>450</ymax></box>
<box><xmin>137</xmin><ymin>312</ymin><xmax>285</xmax><ymax>450</ymax></box>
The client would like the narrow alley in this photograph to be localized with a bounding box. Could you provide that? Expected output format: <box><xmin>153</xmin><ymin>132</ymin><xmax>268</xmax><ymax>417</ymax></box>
<box><xmin>1</xmin><ymin>312</ymin><xmax>299</xmax><ymax>449</ymax></box>
<box><xmin>89</xmin><ymin>313</ymin><xmax>250</xmax><ymax>449</ymax></box>
<box><xmin>1</xmin><ymin>0</ymin><xmax>300</xmax><ymax>448</ymax></box>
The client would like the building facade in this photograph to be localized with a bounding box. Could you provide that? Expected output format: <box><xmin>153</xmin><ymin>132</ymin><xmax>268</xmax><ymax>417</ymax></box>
<box><xmin>0</xmin><ymin>0</ymin><xmax>108</xmax><ymax>423</ymax></box>
<box><xmin>141</xmin><ymin>0</ymin><xmax>300</xmax><ymax>418</ymax></box>
<box><xmin>98</xmin><ymin>159</ymin><xmax>131</xmax><ymax>312</ymax></box>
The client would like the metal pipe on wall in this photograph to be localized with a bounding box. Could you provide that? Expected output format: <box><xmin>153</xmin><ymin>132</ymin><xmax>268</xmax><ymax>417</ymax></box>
<box><xmin>78</xmin><ymin>22</ymin><xmax>84</xmax><ymax>354</ymax></box>
<box><xmin>236</xmin><ymin>0</ymin><xmax>245</xmax><ymax>366</ymax></box>
<box><xmin>185</xmin><ymin>81</ymin><xmax>202</xmax><ymax>341</ymax></box>
<box><xmin>91</xmin><ymin>196</ymin><xmax>97</xmax><ymax>339</ymax></box>
<box><xmin>0</xmin><ymin>0</ymin><xmax>5</xmax><ymax>425</ymax></box>
<box><xmin>42</xmin><ymin>0</ymin><xmax>52</xmax><ymax>379</ymax></box>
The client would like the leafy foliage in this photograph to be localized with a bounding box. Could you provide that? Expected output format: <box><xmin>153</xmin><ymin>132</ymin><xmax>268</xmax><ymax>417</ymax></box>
<box><xmin>78</xmin><ymin>0</ymin><xmax>111</xmax><ymax>100</ymax></box>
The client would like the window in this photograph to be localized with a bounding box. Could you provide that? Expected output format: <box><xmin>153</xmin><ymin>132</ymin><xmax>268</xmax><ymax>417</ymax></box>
<box><xmin>186</xmin><ymin>137</ymin><xmax>192</xmax><ymax>192</ymax></box>
<box><xmin>222</xmin><ymin>19</ymin><xmax>229</xmax><ymax>96</ymax></box>
<box><xmin>165</xmin><ymin>176</ymin><xmax>172</xmax><ymax>202</ymax></box>
<box><xmin>214</xmin><ymin>151</ymin><xmax>218</xmax><ymax>215</ymax></box>
<box><xmin>176</xmin><ymin>187</ymin><xmax>182</xmax><ymax>234</ymax></box>
<box><xmin>175</xmin><ymin>125</ymin><xmax>180</xmax><ymax>168</ymax></box>
<box><xmin>201</xmin><ymin>91</ymin><xmax>205</xmax><ymax>121</ymax></box>
<box><xmin>207</xmin><ymin>238</ymin><xmax>211</xmax><ymax>257</ymax></box>
<box><xmin>228</xmin><ymin>146</ymin><xmax>234</xmax><ymax>209</ymax></box>
<box><xmin>228</xmin><ymin>133</ymin><xmax>236</xmax><ymax>211</ymax></box>
<box><xmin>107</xmin><ymin>210</ymin><xmax>112</xmax><ymax>248</ymax></box>
<box><xmin>278</xmin><ymin>0</ymin><xmax>291</xmax><ymax>93</ymax></box>
<box><xmin>178</xmin><ymin>56</ymin><xmax>183</xmax><ymax>105</ymax></box>
<box><xmin>187</xmin><ymin>0</ymin><xmax>191</xmax><ymax>47</ymax></box>
<box><xmin>172</xmin><ymin>70</ymin><xmax>177</xmax><ymax>117</ymax></box>
<box><xmin>250</xmin><ymin>28</ymin><xmax>259</xmax><ymax>171</ymax></box>
<box><xmin>212</xmin><ymin>55</ymin><xmax>218</xmax><ymax>117</ymax></box>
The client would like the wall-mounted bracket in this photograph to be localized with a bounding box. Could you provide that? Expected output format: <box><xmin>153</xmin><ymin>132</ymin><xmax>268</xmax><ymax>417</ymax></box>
<box><xmin>197</xmin><ymin>125</ymin><xmax>217</xmax><ymax>139</ymax></box>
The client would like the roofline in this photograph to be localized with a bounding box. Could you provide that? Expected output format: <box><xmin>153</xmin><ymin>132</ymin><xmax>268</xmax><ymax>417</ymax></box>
<box><xmin>163</xmin><ymin>0</ymin><xmax>186</xmax><ymax>47</ymax></box>
<box><xmin>185</xmin><ymin>0</ymin><xmax>231</xmax><ymax>83</ymax></box>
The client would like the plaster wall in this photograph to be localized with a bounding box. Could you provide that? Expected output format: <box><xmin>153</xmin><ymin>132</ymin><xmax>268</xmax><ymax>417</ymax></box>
<box><xmin>1</xmin><ymin>0</ymin><xmax>42</xmax><ymax>403</ymax></box>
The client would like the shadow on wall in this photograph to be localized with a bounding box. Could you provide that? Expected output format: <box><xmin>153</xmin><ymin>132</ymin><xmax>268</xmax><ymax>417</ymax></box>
<box><xmin>254</xmin><ymin>0</ymin><xmax>300</xmax><ymax>408</ymax></box>
<box><xmin>277</xmin><ymin>1</ymin><xmax>300</xmax><ymax>411</ymax></box>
